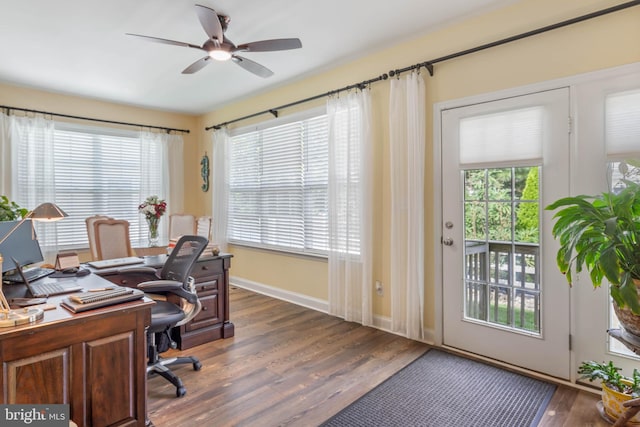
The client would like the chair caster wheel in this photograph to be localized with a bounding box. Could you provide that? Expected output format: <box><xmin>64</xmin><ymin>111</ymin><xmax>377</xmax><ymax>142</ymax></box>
<box><xmin>193</xmin><ymin>361</ymin><xmax>202</xmax><ymax>371</ymax></box>
<box><xmin>176</xmin><ymin>386</ymin><xmax>186</xmax><ymax>398</ymax></box>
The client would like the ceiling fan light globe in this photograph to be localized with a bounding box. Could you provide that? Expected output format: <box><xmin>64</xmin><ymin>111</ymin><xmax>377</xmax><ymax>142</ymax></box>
<box><xmin>209</xmin><ymin>50</ymin><xmax>231</xmax><ymax>61</ymax></box>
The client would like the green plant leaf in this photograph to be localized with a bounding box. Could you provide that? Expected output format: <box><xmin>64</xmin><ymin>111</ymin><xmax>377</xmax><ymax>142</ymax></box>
<box><xmin>0</xmin><ymin>195</ymin><xmax>27</xmax><ymax>221</ymax></box>
<box><xmin>546</xmin><ymin>182</ymin><xmax>640</xmax><ymax>312</ymax></box>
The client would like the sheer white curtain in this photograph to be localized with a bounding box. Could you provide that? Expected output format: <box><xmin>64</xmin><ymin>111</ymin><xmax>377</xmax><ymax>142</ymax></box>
<box><xmin>211</xmin><ymin>128</ymin><xmax>230</xmax><ymax>252</ymax></box>
<box><xmin>140</xmin><ymin>131</ymin><xmax>184</xmax><ymax>239</ymax></box>
<box><xmin>9</xmin><ymin>114</ymin><xmax>58</xmax><ymax>261</ymax></box>
<box><xmin>327</xmin><ymin>90</ymin><xmax>373</xmax><ymax>325</ymax></box>
<box><xmin>389</xmin><ymin>71</ymin><xmax>425</xmax><ymax>340</ymax></box>
<box><xmin>165</xmin><ymin>133</ymin><xmax>185</xmax><ymax>215</ymax></box>
<box><xmin>0</xmin><ymin>112</ymin><xmax>11</xmax><ymax>195</ymax></box>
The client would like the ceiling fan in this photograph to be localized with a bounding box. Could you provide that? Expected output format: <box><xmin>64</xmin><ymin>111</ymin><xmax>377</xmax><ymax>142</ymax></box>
<box><xmin>126</xmin><ymin>4</ymin><xmax>302</xmax><ymax>78</ymax></box>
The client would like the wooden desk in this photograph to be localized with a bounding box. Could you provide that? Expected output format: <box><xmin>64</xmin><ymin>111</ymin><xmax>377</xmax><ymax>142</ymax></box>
<box><xmin>0</xmin><ymin>273</ymin><xmax>153</xmax><ymax>427</ymax></box>
<box><xmin>96</xmin><ymin>253</ymin><xmax>234</xmax><ymax>350</ymax></box>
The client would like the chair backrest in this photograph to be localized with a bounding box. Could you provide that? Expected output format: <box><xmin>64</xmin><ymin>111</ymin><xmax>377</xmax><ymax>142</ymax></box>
<box><xmin>93</xmin><ymin>219</ymin><xmax>135</xmax><ymax>260</ymax></box>
<box><xmin>85</xmin><ymin>215</ymin><xmax>113</xmax><ymax>260</ymax></box>
<box><xmin>160</xmin><ymin>235</ymin><xmax>209</xmax><ymax>286</ymax></box>
<box><xmin>168</xmin><ymin>214</ymin><xmax>196</xmax><ymax>240</ymax></box>
<box><xmin>196</xmin><ymin>216</ymin><xmax>212</xmax><ymax>240</ymax></box>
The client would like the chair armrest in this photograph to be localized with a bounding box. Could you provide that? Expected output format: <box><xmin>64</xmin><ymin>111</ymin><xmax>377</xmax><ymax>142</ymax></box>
<box><xmin>138</xmin><ymin>280</ymin><xmax>198</xmax><ymax>304</ymax></box>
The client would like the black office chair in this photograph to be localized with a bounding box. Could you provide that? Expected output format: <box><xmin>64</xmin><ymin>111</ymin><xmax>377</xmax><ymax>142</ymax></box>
<box><xmin>135</xmin><ymin>235</ymin><xmax>208</xmax><ymax>397</ymax></box>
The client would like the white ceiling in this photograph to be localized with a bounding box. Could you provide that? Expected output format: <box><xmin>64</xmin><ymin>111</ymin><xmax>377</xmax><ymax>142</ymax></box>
<box><xmin>0</xmin><ymin>0</ymin><xmax>513</xmax><ymax>115</ymax></box>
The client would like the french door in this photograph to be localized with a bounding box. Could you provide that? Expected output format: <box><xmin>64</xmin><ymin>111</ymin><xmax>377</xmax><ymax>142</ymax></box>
<box><xmin>441</xmin><ymin>88</ymin><xmax>571</xmax><ymax>379</ymax></box>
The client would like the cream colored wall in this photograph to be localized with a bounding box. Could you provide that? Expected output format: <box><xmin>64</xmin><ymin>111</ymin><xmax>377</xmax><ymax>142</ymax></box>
<box><xmin>198</xmin><ymin>0</ymin><xmax>640</xmax><ymax>332</ymax></box>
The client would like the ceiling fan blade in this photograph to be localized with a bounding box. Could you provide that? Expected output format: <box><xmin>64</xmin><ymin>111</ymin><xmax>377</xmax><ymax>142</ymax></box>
<box><xmin>194</xmin><ymin>4</ymin><xmax>224</xmax><ymax>43</ymax></box>
<box><xmin>182</xmin><ymin>56</ymin><xmax>212</xmax><ymax>74</ymax></box>
<box><xmin>126</xmin><ymin>33</ymin><xmax>202</xmax><ymax>50</ymax></box>
<box><xmin>236</xmin><ymin>38</ymin><xmax>302</xmax><ymax>52</ymax></box>
<box><xmin>231</xmin><ymin>55</ymin><xmax>274</xmax><ymax>78</ymax></box>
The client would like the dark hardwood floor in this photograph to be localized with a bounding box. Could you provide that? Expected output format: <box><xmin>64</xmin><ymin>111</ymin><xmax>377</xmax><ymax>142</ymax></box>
<box><xmin>147</xmin><ymin>286</ymin><xmax>608</xmax><ymax>427</ymax></box>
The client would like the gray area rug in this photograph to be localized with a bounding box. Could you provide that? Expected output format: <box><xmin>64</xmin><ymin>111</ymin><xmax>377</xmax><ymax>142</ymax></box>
<box><xmin>321</xmin><ymin>349</ymin><xmax>556</xmax><ymax>427</ymax></box>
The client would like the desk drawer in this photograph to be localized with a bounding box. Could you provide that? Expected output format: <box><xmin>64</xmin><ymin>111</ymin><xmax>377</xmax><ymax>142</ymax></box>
<box><xmin>186</xmin><ymin>293</ymin><xmax>220</xmax><ymax>331</ymax></box>
<box><xmin>190</xmin><ymin>257</ymin><xmax>223</xmax><ymax>281</ymax></box>
<box><xmin>100</xmin><ymin>272</ymin><xmax>155</xmax><ymax>288</ymax></box>
<box><xmin>197</xmin><ymin>277</ymin><xmax>219</xmax><ymax>296</ymax></box>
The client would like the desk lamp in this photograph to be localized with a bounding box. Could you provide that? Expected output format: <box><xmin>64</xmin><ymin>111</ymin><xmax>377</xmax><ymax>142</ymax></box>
<box><xmin>0</xmin><ymin>202</ymin><xmax>67</xmax><ymax>327</ymax></box>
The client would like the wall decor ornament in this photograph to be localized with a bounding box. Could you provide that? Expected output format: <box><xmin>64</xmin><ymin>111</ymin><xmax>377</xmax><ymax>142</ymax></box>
<box><xmin>201</xmin><ymin>153</ymin><xmax>210</xmax><ymax>192</ymax></box>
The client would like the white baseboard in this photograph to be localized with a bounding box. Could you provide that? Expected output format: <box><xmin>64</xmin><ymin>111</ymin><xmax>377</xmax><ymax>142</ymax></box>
<box><xmin>231</xmin><ymin>276</ymin><xmax>329</xmax><ymax>313</ymax></box>
<box><xmin>230</xmin><ymin>275</ymin><xmax>435</xmax><ymax>345</ymax></box>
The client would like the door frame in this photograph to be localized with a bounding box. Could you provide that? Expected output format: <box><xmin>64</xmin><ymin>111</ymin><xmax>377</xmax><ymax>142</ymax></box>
<box><xmin>432</xmin><ymin>62</ymin><xmax>640</xmax><ymax>383</ymax></box>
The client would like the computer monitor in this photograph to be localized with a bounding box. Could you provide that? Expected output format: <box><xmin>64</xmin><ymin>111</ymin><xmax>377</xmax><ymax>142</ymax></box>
<box><xmin>0</xmin><ymin>219</ymin><xmax>45</xmax><ymax>273</ymax></box>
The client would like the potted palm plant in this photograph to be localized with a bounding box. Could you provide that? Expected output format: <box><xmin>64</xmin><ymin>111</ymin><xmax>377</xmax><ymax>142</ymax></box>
<box><xmin>546</xmin><ymin>181</ymin><xmax>640</xmax><ymax>335</ymax></box>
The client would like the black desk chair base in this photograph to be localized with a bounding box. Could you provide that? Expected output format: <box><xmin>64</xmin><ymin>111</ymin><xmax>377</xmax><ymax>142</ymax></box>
<box><xmin>147</xmin><ymin>327</ymin><xmax>203</xmax><ymax>397</ymax></box>
<box><xmin>147</xmin><ymin>355</ymin><xmax>202</xmax><ymax>397</ymax></box>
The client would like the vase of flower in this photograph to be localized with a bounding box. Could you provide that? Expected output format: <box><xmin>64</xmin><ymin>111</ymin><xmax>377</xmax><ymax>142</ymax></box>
<box><xmin>138</xmin><ymin>195</ymin><xmax>167</xmax><ymax>247</ymax></box>
<box><xmin>147</xmin><ymin>216</ymin><xmax>160</xmax><ymax>246</ymax></box>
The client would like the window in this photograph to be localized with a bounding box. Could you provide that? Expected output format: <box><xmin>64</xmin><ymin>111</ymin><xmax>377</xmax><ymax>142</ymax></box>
<box><xmin>13</xmin><ymin>120</ymin><xmax>165</xmax><ymax>251</ymax></box>
<box><xmin>228</xmin><ymin>110</ymin><xmax>329</xmax><ymax>255</ymax></box>
<box><xmin>605</xmin><ymin>89</ymin><xmax>640</xmax><ymax>357</ymax></box>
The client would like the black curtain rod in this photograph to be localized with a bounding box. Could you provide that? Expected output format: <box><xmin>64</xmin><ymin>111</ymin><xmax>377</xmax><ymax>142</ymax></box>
<box><xmin>1</xmin><ymin>105</ymin><xmax>190</xmax><ymax>134</ymax></box>
<box><xmin>206</xmin><ymin>74</ymin><xmax>389</xmax><ymax>130</ymax></box>
<box><xmin>389</xmin><ymin>0</ymin><xmax>640</xmax><ymax>77</ymax></box>
<box><xmin>206</xmin><ymin>0</ymin><xmax>639</xmax><ymax>131</ymax></box>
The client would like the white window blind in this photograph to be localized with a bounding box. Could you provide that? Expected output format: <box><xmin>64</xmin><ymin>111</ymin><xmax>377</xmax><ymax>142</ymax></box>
<box><xmin>228</xmin><ymin>113</ymin><xmax>329</xmax><ymax>255</ymax></box>
<box><xmin>15</xmin><ymin>122</ymin><xmax>164</xmax><ymax>250</ymax></box>
<box><xmin>606</xmin><ymin>89</ymin><xmax>640</xmax><ymax>158</ymax></box>
<box><xmin>459</xmin><ymin>107</ymin><xmax>543</xmax><ymax>167</ymax></box>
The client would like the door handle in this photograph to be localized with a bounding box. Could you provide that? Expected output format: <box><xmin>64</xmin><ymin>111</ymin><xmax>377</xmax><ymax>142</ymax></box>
<box><xmin>442</xmin><ymin>237</ymin><xmax>454</xmax><ymax>246</ymax></box>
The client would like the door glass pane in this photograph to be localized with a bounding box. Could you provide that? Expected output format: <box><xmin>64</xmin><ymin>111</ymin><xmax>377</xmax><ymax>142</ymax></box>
<box><xmin>464</xmin><ymin>166</ymin><xmax>541</xmax><ymax>334</ymax></box>
<box><xmin>464</xmin><ymin>202</ymin><xmax>486</xmax><ymax>240</ymax></box>
<box><xmin>464</xmin><ymin>170</ymin><xmax>485</xmax><ymax>200</ymax></box>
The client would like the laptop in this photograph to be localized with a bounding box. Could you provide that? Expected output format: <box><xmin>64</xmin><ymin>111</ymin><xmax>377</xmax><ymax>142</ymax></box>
<box><xmin>88</xmin><ymin>256</ymin><xmax>144</xmax><ymax>269</ymax></box>
<box><xmin>11</xmin><ymin>257</ymin><xmax>84</xmax><ymax>298</ymax></box>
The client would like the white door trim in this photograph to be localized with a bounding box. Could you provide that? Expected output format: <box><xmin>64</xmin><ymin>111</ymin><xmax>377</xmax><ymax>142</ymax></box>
<box><xmin>432</xmin><ymin>62</ymin><xmax>640</xmax><ymax>381</ymax></box>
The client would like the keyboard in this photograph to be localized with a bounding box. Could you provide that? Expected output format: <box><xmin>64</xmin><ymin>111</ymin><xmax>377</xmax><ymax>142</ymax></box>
<box><xmin>4</xmin><ymin>267</ymin><xmax>55</xmax><ymax>283</ymax></box>
<box><xmin>28</xmin><ymin>281</ymin><xmax>83</xmax><ymax>297</ymax></box>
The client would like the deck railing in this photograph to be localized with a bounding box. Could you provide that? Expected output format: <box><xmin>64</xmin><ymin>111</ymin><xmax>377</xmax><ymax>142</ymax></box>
<box><xmin>465</xmin><ymin>240</ymin><xmax>540</xmax><ymax>332</ymax></box>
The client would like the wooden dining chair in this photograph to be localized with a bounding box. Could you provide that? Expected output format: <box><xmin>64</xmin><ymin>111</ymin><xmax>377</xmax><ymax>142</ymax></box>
<box><xmin>196</xmin><ymin>216</ymin><xmax>212</xmax><ymax>240</ymax></box>
<box><xmin>93</xmin><ymin>219</ymin><xmax>136</xmax><ymax>260</ymax></box>
<box><xmin>85</xmin><ymin>215</ymin><xmax>113</xmax><ymax>260</ymax></box>
<box><xmin>169</xmin><ymin>214</ymin><xmax>196</xmax><ymax>240</ymax></box>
